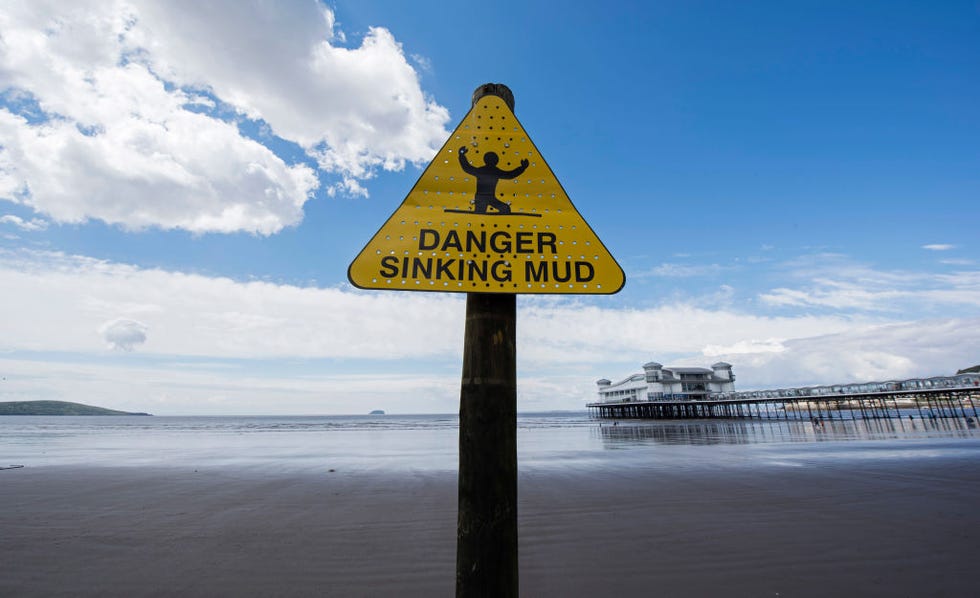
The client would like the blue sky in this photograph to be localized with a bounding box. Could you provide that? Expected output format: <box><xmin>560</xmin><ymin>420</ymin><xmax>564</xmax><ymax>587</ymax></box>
<box><xmin>1</xmin><ymin>0</ymin><xmax>978</xmax><ymax>414</ymax></box>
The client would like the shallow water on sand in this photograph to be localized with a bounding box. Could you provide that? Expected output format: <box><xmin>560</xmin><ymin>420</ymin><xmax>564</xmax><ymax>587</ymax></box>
<box><xmin>2</xmin><ymin>411</ymin><xmax>979</xmax><ymax>473</ymax></box>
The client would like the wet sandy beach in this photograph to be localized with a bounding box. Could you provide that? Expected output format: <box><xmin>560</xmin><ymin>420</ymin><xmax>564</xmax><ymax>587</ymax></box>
<box><xmin>2</xmin><ymin>455</ymin><xmax>978</xmax><ymax>597</ymax></box>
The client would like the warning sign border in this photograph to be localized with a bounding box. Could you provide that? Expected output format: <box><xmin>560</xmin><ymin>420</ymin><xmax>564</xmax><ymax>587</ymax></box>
<box><xmin>347</xmin><ymin>95</ymin><xmax>625</xmax><ymax>295</ymax></box>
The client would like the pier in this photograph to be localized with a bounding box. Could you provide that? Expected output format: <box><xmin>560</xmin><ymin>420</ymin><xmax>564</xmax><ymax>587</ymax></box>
<box><xmin>587</xmin><ymin>386</ymin><xmax>980</xmax><ymax>421</ymax></box>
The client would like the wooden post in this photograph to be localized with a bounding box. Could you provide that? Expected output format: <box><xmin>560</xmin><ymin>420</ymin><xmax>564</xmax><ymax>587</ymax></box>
<box><xmin>456</xmin><ymin>83</ymin><xmax>519</xmax><ymax>598</ymax></box>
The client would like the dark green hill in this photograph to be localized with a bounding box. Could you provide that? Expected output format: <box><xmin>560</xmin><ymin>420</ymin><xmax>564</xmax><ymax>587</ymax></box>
<box><xmin>957</xmin><ymin>365</ymin><xmax>980</xmax><ymax>375</ymax></box>
<box><xmin>0</xmin><ymin>401</ymin><xmax>151</xmax><ymax>416</ymax></box>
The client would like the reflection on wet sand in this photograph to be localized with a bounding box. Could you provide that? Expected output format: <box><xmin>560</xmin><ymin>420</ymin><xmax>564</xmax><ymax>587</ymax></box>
<box><xmin>594</xmin><ymin>416</ymin><xmax>979</xmax><ymax>447</ymax></box>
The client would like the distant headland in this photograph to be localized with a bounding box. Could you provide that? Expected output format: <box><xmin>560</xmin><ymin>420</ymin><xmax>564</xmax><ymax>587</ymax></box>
<box><xmin>0</xmin><ymin>401</ymin><xmax>151</xmax><ymax>416</ymax></box>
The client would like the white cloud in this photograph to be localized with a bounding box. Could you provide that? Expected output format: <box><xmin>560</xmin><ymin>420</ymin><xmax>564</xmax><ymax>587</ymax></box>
<box><xmin>0</xmin><ymin>214</ymin><xmax>47</xmax><ymax>231</ymax></box>
<box><xmin>99</xmin><ymin>318</ymin><xmax>148</xmax><ymax>351</ymax></box>
<box><xmin>0</xmin><ymin>103</ymin><xmax>318</xmax><ymax>235</ymax></box>
<box><xmin>759</xmin><ymin>255</ymin><xmax>980</xmax><ymax>315</ymax></box>
<box><xmin>703</xmin><ymin>318</ymin><xmax>980</xmax><ymax>389</ymax></box>
<box><xmin>124</xmin><ymin>0</ymin><xmax>448</xmax><ymax>185</ymax></box>
<box><xmin>633</xmin><ymin>262</ymin><xmax>730</xmax><ymax>278</ymax></box>
<box><xmin>411</xmin><ymin>54</ymin><xmax>434</xmax><ymax>73</ymax></box>
<box><xmin>5</xmin><ymin>248</ymin><xmax>972</xmax><ymax>371</ymax></box>
<box><xmin>2</xmin><ymin>249</ymin><xmax>978</xmax><ymax>413</ymax></box>
<box><xmin>702</xmin><ymin>338</ymin><xmax>787</xmax><ymax>356</ymax></box>
<box><xmin>940</xmin><ymin>258</ymin><xmax>974</xmax><ymax>266</ymax></box>
<box><xmin>0</xmin><ymin>249</ymin><xmax>466</xmax><ymax>359</ymax></box>
<box><xmin>0</xmin><ymin>0</ymin><xmax>450</xmax><ymax>233</ymax></box>
<box><xmin>761</xmin><ymin>276</ymin><xmax>980</xmax><ymax>313</ymax></box>
<box><xmin>922</xmin><ymin>244</ymin><xmax>955</xmax><ymax>251</ymax></box>
<box><xmin>0</xmin><ymin>249</ymin><xmax>844</xmax><ymax>366</ymax></box>
<box><xmin>515</xmin><ymin>296</ymin><xmax>863</xmax><ymax>368</ymax></box>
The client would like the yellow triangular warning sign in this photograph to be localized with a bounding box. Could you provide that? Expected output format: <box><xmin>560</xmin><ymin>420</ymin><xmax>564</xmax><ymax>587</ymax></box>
<box><xmin>348</xmin><ymin>93</ymin><xmax>625</xmax><ymax>294</ymax></box>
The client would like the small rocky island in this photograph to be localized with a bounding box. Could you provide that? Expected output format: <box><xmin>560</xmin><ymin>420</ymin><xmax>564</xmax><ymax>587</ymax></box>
<box><xmin>0</xmin><ymin>401</ymin><xmax>151</xmax><ymax>416</ymax></box>
<box><xmin>369</xmin><ymin>409</ymin><xmax>385</xmax><ymax>415</ymax></box>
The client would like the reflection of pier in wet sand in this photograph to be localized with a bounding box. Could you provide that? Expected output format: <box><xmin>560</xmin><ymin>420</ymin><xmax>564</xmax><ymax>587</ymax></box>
<box><xmin>593</xmin><ymin>416</ymin><xmax>978</xmax><ymax>448</ymax></box>
<box><xmin>588</xmin><ymin>387</ymin><xmax>979</xmax><ymax>422</ymax></box>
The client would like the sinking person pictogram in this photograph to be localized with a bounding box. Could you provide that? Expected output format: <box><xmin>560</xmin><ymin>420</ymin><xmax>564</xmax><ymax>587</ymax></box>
<box><xmin>444</xmin><ymin>146</ymin><xmax>540</xmax><ymax>217</ymax></box>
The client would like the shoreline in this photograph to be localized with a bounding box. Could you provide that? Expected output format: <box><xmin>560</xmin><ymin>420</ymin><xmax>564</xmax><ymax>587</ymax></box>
<box><xmin>3</xmin><ymin>457</ymin><xmax>978</xmax><ymax>597</ymax></box>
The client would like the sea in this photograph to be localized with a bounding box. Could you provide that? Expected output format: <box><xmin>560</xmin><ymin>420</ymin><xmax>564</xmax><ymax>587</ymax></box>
<box><xmin>3</xmin><ymin>411</ymin><xmax>980</xmax><ymax>474</ymax></box>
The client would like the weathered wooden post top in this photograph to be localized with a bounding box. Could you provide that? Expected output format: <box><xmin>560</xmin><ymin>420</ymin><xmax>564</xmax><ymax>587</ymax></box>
<box><xmin>348</xmin><ymin>83</ymin><xmax>623</xmax><ymax>598</ymax></box>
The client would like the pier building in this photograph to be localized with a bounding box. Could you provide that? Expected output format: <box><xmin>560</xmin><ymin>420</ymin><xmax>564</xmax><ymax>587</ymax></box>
<box><xmin>596</xmin><ymin>362</ymin><xmax>735</xmax><ymax>403</ymax></box>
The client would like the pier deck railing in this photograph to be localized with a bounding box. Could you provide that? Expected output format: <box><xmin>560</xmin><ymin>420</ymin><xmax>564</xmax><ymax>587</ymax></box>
<box><xmin>587</xmin><ymin>386</ymin><xmax>980</xmax><ymax>421</ymax></box>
